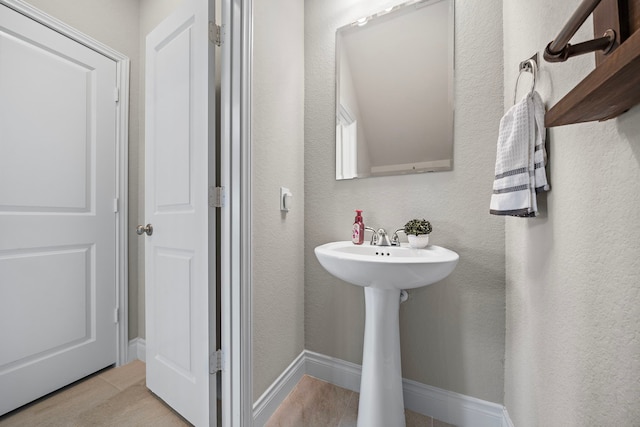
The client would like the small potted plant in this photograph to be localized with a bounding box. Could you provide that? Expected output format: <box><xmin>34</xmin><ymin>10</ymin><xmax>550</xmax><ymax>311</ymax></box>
<box><xmin>403</xmin><ymin>218</ymin><xmax>432</xmax><ymax>249</ymax></box>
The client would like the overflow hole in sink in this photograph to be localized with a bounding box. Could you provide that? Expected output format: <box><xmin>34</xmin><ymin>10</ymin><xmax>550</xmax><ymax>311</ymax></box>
<box><xmin>400</xmin><ymin>290</ymin><xmax>409</xmax><ymax>303</ymax></box>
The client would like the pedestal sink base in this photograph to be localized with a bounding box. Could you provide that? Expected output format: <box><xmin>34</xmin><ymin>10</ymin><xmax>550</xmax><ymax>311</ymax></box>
<box><xmin>313</xmin><ymin>241</ymin><xmax>460</xmax><ymax>426</ymax></box>
<box><xmin>358</xmin><ymin>287</ymin><xmax>405</xmax><ymax>427</ymax></box>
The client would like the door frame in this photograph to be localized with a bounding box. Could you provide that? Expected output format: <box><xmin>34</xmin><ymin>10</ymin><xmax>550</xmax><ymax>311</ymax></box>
<box><xmin>0</xmin><ymin>0</ymin><xmax>130</xmax><ymax>367</ymax></box>
<box><xmin>3</xmin><ymin>0</ymin><xmax>255</xmax><ymax>422</ymax></box>
<box><xmin>220</xmin><ymin>0</ymin><xmax>253</xmax><ymax>424</ymax></box>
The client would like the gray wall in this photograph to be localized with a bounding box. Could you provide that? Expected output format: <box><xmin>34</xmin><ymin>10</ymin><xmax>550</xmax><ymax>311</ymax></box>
<box><xmin>252</xmin><ymin>0</ymin><xmax>306</xmax><ymax>401</ymax></box>
<box><xmin>304</xmin><ymin>0</ymin><xmax>506</xmax><ymax>403</ymax></box>
<box><xmin>503</xmin><ymin>1</ymin><xmax>640</xmax><ymax>425</ymax></box>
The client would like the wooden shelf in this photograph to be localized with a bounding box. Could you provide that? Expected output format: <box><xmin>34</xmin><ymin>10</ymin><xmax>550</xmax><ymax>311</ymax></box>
<box><xmin>545</xmin><ymin>28</ymin><xmax>640</xmax><ymax>127</ymax></box>
<box><xmin>545</xmin><ymin>0</ymin><xmax>640</xmax><ymax>127</ymax></box>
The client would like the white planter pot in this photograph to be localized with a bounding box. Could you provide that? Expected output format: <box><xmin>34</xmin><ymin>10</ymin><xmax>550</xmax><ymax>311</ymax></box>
<box><xmin>407</xmin><ymin>234</ymin><xmax>429</xmax><ymax>249</ymax></box>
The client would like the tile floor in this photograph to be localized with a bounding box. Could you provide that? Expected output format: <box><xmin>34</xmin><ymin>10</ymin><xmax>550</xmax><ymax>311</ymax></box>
<box><xmin>0</xmin><ymin>360</ymin><xmax>189</xmax><ymax>427</ymax></box>
<box><xmin>1</xmin><ymin>363</ymin><xmax>455</xmax><ymax>427</ymax></box>
<box><xmin>265</xmin><ymin>375</ymin><xmax>456</xmax><ymax>427</ymax></box>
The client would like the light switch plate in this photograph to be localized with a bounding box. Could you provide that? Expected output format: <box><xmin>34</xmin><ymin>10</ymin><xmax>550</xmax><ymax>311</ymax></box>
<box><xmin>280</xmin><ymin>187</ymin><xmax>292</xmax><ymax>212</ymax></box>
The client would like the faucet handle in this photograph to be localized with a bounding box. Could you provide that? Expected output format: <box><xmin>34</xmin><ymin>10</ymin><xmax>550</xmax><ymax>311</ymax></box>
<box><xmin>391</xmin><ymin>229</ymin><xmax>404</xmax><ymax>246</ymax></box>
<box><xmin>364</xmin><ymin>227</ymin><xmax>378</xmax><ymax>245</ymax></box>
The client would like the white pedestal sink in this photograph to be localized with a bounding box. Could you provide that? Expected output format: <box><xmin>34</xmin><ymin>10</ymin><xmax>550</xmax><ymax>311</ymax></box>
<box><xmin>314</xmin><ymin>241</ymin><xmax>459</xmax><ymax>427</ymax></box>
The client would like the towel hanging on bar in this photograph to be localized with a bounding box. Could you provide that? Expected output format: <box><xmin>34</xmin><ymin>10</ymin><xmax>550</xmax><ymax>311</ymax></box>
<box><xmin>490</xmin><ymin>91</ymin><xmax>549</xmax><ymax>217</ymax></box>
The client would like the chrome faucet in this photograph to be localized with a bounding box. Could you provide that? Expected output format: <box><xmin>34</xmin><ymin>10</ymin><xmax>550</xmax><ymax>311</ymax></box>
<box><xmin>365</xmin><ymin>227</ymin><xmax>394</xmax><ymax>246</ymax></box>
<box><xmin>376</xmin><ymin>228</ymin><xmax>392</xmax><ymax>246</ymax></box>
<box><xmin>391</xmin><ymin>229</ymin><xmax>404</xmax><ymax>246</ymax></box>
<box><xmin>364</xmin><ymin>227</ymin><xmax>379</xmax><ymax>245</ymax></box>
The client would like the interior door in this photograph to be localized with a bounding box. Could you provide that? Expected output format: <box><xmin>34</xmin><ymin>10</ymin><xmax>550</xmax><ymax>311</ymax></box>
<box><xmin>144</xmin><ymin>0</ymin><xmax>217</xmax><ymax>425</ymax></box>
<box><xmin>0</xmin><ymin>3</ymin><xmax>117</xmax><ymax>415</ymax></box>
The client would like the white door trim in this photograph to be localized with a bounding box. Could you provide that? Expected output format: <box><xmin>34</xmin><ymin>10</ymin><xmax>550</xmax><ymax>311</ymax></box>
<box><xmin>220</xmin><ymin>0</ymin><xmax>253</xmax><ymax>425</ymax></box>
<box><xmin>0</xmin><ymin>0</ymin><xmax>130</xmax><ymax>367</ymax></box>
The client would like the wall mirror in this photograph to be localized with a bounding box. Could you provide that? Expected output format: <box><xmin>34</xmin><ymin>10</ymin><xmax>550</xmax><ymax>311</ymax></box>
<box><xmin>335</xmin><ymin>0</ymin><xmax>454</xmax><ymax>180</ymax></box>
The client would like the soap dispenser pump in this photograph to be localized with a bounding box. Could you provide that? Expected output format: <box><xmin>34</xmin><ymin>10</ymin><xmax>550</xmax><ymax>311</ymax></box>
<box><xmin>352</xmin><ymin>209</ymin><xmax>364</xmax><ymax>245</ymax></box>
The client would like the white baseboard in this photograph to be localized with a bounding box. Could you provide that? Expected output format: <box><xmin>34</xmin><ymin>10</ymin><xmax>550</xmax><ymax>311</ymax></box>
<box><xmin>502</xmin><ymin>407</ymin><xmax>515</xmax><ymax>427</ymax></box>
<box><xmin>304</xmin><ymin>350</ymin><xmax>362</xmax><ymax>392</ymax></box>
<box><xmin>253</xmin><ymin>351</ymin><xmax>306</xmax><ymax>427</ymax></box>
<box><xmin>127</xmin><ymin>338</ymin><xmax>146</xmax><ymax>363</ymax></box>
<box><xmin>254</xmin><ymin>349</ymin><xmax>511</xmax><ymax>427</ymax></box>
<box><xmin>402</xmin><ymin>377</ymin><xmax>505</xmax><ymax>427</ymax></box>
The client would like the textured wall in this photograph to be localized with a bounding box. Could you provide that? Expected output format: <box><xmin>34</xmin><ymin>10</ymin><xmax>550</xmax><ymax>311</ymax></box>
<box><xmin>503</xmin><ymin>1</ymin><xmax>640</xmax><ymax>425</ymax></box>
<box><xmin>22</xmin><ymin>0</ymin><xmax>142</xmax><ymax>339</ymax></box>
<box><xmin>305</xmin><ymin>0</ymin><xmax>506</xmax><ymax>403</ymax></box>
<box><xmin>252</xmin><ymin>0</ymin><xmax>306</xmax><ymax>401</ymax></box>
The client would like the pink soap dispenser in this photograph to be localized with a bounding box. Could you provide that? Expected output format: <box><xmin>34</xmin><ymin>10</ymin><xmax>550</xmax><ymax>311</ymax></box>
<box><xmin>352</xmin><ymin>209</ymin><xmax>364</xmax><ymax>245</ymax></box>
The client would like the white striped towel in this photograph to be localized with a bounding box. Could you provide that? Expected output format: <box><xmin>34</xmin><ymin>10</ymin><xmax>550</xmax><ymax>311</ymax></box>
<box><xmin>490</xmin><ymin>91</ymin><xmax>549</xmax><ymax>217</ymax></box>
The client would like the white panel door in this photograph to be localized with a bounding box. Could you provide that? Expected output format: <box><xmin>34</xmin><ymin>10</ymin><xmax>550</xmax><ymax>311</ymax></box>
<box><xmin>144</xmin><ymin>0</ymin><xmax>216</xmax><ymax>425</ymax></box>
<box><xmin>0</xmin><ymin>4</ymin><xmax>117</xmax><ymax>415</ymax></box>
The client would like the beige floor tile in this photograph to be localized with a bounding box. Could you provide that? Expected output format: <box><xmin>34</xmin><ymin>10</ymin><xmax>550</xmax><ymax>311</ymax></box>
<box><xmin>433</xmin><ymin>418</ymin><xmax>457</xmax><ymax>427</ymax></box>
<box><xmin>267</xmin><ymin>375</ymin><xmax>448</xmax><ymax>427</ymax></box>
<box><xmin>265</xmin><ymin>400</ymin><xmax>305</xmax><ymax>427</ymax></box>
<box><xmin>75</xmin><ymin>380</ymin><xmax>189</xmax><ymax>426</ymax></box>
<box><xmin>266</xmin><ymin>375</ymin><xmax>353</xmax><ymax>427</ymax></box>
<box><xmin>405</xmin><ymin>408</ymin><xmax>433</xmax><ymax>427</ymax></box>
<box><xmin>336</xmin><ymin>393</ymin><xmax>358</xmax><ymax>427</ymax></box>
<box><xmin>1</xmin><ymin>362</ymin><xmax>458</xmax><ymax>427</ymax></box>
<box><xmin>0</xmin><ymin>376</ymin><xmax>120</xmax><ymax>426</ymax></box>
<box><xmin>335</xmin><ymin>391</ymin><xmax>434</xmax><ymax>427</ymax></box>
<box><xmin>296</xmin><ymin>376</ymin><xmax>352</xmax><ymax>425</ymax></box>
<box><xmin>265</xmin><ymin>376</ymin><xmax>312</xmax><ymax>427</ymax></box>
<box><xmin>0</xmin><ymin>362</ymin><xmax>189</xmax><ymax>427</ymax></box>
<box><xmin>99</xmin><ymin>360</ymin><xmax>146</xmax><ymax>391</ymax></box>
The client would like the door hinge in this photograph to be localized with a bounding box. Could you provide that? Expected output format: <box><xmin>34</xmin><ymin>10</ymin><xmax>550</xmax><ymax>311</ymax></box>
<box><xmin>114</xmin><ymin>87</ymin><xmax>120</xmax><ymax>103</ymax></box>
<box><xmin>113</xmin><ymin>198</ymin><xmax>119</xmax><ymax>213</ymax></box>
<box><xmin>209</xmin><ymin>186</ymin><xmax>225</xmax><ymax>208</ymax></box>
<box><xmin>210</xmin><ymin>349</ymin><xmax>223</xmax><ymax>374</ymax></box>
<box><xmin>114</xmin><ymin>307</ymin><xmax>120</xmax><ymax>324</ymax></box>
<box><xmin>209</xmin><ymin>21</ymin><xmax>222</xmax><ymax>46</ymax></box>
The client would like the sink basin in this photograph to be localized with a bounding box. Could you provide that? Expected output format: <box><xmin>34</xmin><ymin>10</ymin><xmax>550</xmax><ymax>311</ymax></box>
<box><xmin>314</xmin><ymin>240</ymin><xmax>459</xmax><ymax>427</ymax></box>
<box><xmin>314</xmin><ymin>241</ymin><xmax>459</xmax><ymax>289</ymax></box>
